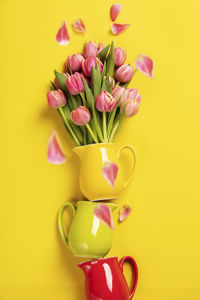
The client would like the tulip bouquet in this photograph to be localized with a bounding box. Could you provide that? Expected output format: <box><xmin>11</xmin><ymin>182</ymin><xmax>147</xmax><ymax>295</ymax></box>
<box><xmin>47</xmin><ymin>41</ymin><xmax>153</xmax><ymax>146</ymax></box>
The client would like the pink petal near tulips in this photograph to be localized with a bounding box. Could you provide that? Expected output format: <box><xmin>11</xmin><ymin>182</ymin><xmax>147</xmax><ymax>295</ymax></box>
<box><xmin>94</xmin><ymin>204</ymin><xmax>114</xmax><ymax>230</ymax></box>
<box><xmin>115</xmin><ymin>64</ymin><xmax>134</xmax><ymax>82</ymax></box>
<box><xmin>47</xmin><ymin>131</ymin><xmax>66</xmax><ymax>164</ymax></box>
<box><xmin>71</xmin><ymin>106</ymin><xmax>91</xmax><ymax>126</ymax></box>
<box><xmin>56</xmin><ymin>21</ymin><xmax>70</xmax><ymax>46</ymax></box>
<box><xmin>47</xmin><ymin>89</ymin><xmax>67</xmax><ymax>109</ymax></box>
<box><xmin>135</xmin><ymin>55</ymin><xmax>154</xmax><ymax>78</ymax></box>
<box><xmin>111</xmin><ymin>23</ymin><xmax>130</xmax><ymax>35</ymax></box>
<box><xmin>102</xmin><ymin>161</ymin><xmax>118</xmax><ymax>187</ymax></box>
<box><xmin>110</xmin><ymin>4</ymin><xmax>122</xmax><ymax>22</ymax></box>
<box><xmin>72</xmin><ymin>18</ymin><xmax>86</xmax><ymax>33</ymax></box>
<box><xmin>66</xmin><ymin>72</ymin><xmax>84</xmax><ymax>95</ymax></box>
<box><xmin>96</xmin><ymin>90</ymin><xmax>117</xmax><ymax>112</ymax></box>
<box><xmin>119</xmin><ymin>205</ymin><xmax>132</xmax><ymax>222</ymax></box>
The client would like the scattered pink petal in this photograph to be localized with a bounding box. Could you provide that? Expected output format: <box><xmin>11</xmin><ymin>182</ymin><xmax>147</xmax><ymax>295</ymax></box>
<box><xmin>119</xmin><ymin>205</ymin><xmax>132</xmax><ymax>222</ymax></box>
<box><xmin>72</xmin><ymin>18</ymin><xmax>86</xmax><ymax>33</ymax></box>
<box><xmin>110</xmin><ymin>4</ymin><xmax>122</xmax><ymax>21</ymax></box>
<box><xmin>94</xmin><ymin>204</ymin><xmax>114</xmax><ymax>230</ymax></box>
<box><xmin>135</xmin><ymin>55</ymin><xmax>154</xmax><ymax>78</ymax></box>
<box><xmin>56</xmin><ymin>21</ymin><xmax>70</xmax><ymax>46</ymax></box>
<box><xmin>111</xmin><ymin>23</ymin><xmax>130</xmax><ymax>35</ymax></box>
<box><xmin>47</xmin><ymin>130</ymin><xmax>66</xmax><ymax>164</ymax></box>
<box><xmin>102</xmin><ymin>162</ymin><xmax>118</xmax><ymax>187</ymax></box>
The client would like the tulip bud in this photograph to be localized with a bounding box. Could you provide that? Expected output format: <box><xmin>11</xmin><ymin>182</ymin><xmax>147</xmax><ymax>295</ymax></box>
<box><xmin>95</xmin><ymin>90</ymin><xmax>117</xmax><ymax>112</ymax></box>
<box><xmin>66</xmin><ymin>72</ymin><xmax>84</xmax><ymax>95</ymax></box>
<box><xmin>47</xmin><ymin>89</ymin><xmax>67</xmax><ymax>109</ymax></box>
<box><xmin>114</xmin><ymin>47</ymin><xmax>126</xmax><ymax>67</ymax></box>
<box><xmin>123</xmin><ymin>88</ymin><xmax>141</xmax><ymax>117</ymax></box>
<box><xmin>71</xmin><ymin>106</ymin><xmax>91</xmax><ymax>126</ymax></box>
<box><xmin>115</xmin><ymin>64</ymin><xmax>134</xmax><ymax>82</ymax></box>
<box><xmin>83</xmin><ymin>41</ymin><xmax>98</xmax><ymax>58</ymax></box>
<box><xmin>97</xmin><ymin>42</ymin><xmax>105</xmax><ymax>54</ymax></box>
<box><xmin>82</xmin><ymin>56</ymin><xmax>103</xmax><ymax>77</ymax></box>
<box><xmin>112</xmin><ymin>86</ymin><xmax>129</xmax><ymax>105</ymax></box>
<box><xmin>66</xmin><ymin>53</ymin><xmax>84</xmax><ymax>72</ymax></box>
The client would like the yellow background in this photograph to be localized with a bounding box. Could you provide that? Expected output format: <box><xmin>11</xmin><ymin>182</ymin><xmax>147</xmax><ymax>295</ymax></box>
<box><xmin>1</xmin><ymin>0</ymin><xmax>200</xmax><ymax>299</ymax></box>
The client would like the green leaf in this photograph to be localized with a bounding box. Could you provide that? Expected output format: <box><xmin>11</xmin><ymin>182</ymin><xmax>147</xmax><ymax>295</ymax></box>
<box><xmin>106</xmin><ymin>41</ymin><xmax>115</xmax><ymax>77</ymax></box>
<box><xmin>68</xmin><ymin>66</ymin><xmax>73</xmax><ymax>75</ymax></box>
<box><xmin>101</xmin><ymin>61</ymin><xmax>106</xmax><ymax>81</ymax></box>
<box><xmin>50</xmin><ymin>81</ymin><xmax>57</xmax><ymax>90</ymax></box>
<box><xmin>110</xmin><ymin>106</ymin><xmax>126</xmax><ymax>142</ymax></box>
<box><xmin>107</xmin><ymin>102</ymin><xmax>120</xmax><ymax>139</ymax></box>
<box><xmin>120</xmin><ymin>81</ymin><xmax>131</xmax><ymax>88</ymax></box>
<box><xmin>97</xmin><ymin>44</ymin><xmax>110</xmax><ymax>62</ymax></box>
<box><xmin>54</xmin><ymin>70</ymin><xmax>68</xmax><ymax>93</ymax></box>
<box><xmin>91</xmin><ymin>66</ymin><xmax>101</xmax><ymax>100</ymax></box>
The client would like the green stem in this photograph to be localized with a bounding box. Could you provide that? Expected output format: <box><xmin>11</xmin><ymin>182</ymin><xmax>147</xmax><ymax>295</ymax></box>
<box><xmin>103</xmin><ymin>111</ymin><xmax>107</xmax><ymax>142</ymax></box>
<box><xmin>115</xmin><ymin>80</ymin><xmax>121</xmax><ymax>88</ymax></box>
<box><xmin>80</xmin><ymin>92</ymin><xmax>87</xmax><ymax>107</ymax></box>
<box><xmin>58</xmin><ymin>107</ymin><xmax>81</xmax><ymax>146</ymax></box>
<box><xmin>109</xmin><ymin>118</ymin><xmax>120</xmax><ymax>142</ymax></box>
<box><xmin>86</xmin><ymin>124</ymin><xmax>99</xmax><ymax>143</ymax></box>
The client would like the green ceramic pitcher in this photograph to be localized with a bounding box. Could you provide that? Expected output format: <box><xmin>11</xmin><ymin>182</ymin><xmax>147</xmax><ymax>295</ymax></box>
<box><xmin>58</xmin><ymin>201</ymin><xmax>117</xmax><ymax>258</ymax></box>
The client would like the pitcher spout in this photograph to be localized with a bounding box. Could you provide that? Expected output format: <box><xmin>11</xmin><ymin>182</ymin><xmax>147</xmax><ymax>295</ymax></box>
<box><xmin>77</xmin><ymin>261</ymin><xmax>91</xmax><ymax>275</ymax></box>
<box><xmin>73</xmin><ymin>145</ymin><xmax>86</xmax><ymax>160</ymax></box>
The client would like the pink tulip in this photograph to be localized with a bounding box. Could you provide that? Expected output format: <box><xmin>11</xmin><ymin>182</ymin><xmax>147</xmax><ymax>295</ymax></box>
<box><xmin>112</xmin><ymin>86</ymin><xmax>129</xmax><ymax>105</ymax></box>
<box><xmin>66</xmin><ymin>72</ymin><xmax>84</xmax><ymax>95</ymax></box>
<box><xmin>47</xmin><ymin>89</ymin><xmax>67</xmax><ymax>109</ymax></box>
<box><xmin>82</xmin><ymin>56</ymin><xmax>103</xmax><ymax>77</ymax></box>
<box><xmin>83</xmin><ymin>41</ymin><xmax>98</xmax><ymax>58</ymax></box>
<box><xmin>115</xmin><ymin>64</ymin><xmax>134</xmax><ymax>82</ymax></box>
<box><xmin>114</xmin><ymin>47</ymin><xmax>126</xmax><ymax>67</ymax></box>
<box><xmin>97</xmin><ymin>42</ymin><xmax>105</xmax><ymax>54</ymax></box>
<box><xmin>123</xmin><ymin>88</ymin><xmax>141</xmax><ymax>117</ymax></box>
<box><xmin>135</xmin><ymin>54</ymin><xmax>154</xmax><ymax>78</ymax></box>
<box><xmin>66</xmin><ymin>54</ymin><xmax>84</xmax><ymax>72</ymax></box>
<box><xmin>71</xmin><ymin>106</ymin><xmax>91</xmax><ymax>126</ymax></box>
<box><xmin>96</xmin><ymin>91</ymin><xmax>117</xmax><ymax>112</ymax></box>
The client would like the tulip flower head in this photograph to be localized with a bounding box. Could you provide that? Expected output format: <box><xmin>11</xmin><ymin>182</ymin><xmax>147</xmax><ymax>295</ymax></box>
<box><xmin>114</xmin><ymin>47</ymin><xmax>126</xmax><ymax>67</ymax></box>
<box><xmin>123</xmin><ymin>88</ymin><xmax>141</xmax><ymax>117</ymax></box>
<box><xmin>71</xmin><ymin>106</ymin><xmax>91</xmax><ymax>126</ymax></box>
<box><xmin>115</xmin><ymin>64</ymin><xmax>134</xmax><ymax>82</ymax></box>
<box><xmin>66</xmin><ymin>72</ymin><xmax>84</xmax><ymax>95</ymax></box>
<box><xmin>96</xmin><ymin>91</ymin><xmax>117</xmax><ymax>112</ymax></box>
<box><xmin>83</xmin><ymin>41</ymin><xmax>98</xmax><ymax>58</ymax></box>
<box><xmin>112</xmin><ymin>86</ymin><xmax>129</xmax><ymax>105</ymax></box>
<box><xmin>47</xmin><ymin>89</ymin><xmax>67</xmax><ymax>109</ymax></box>
<box><xmin>82</xmin><ymin>56</ymin><xmax>103</xmax><ymax>77</ymax></box>
<box><xmin>66</xmin><ymin>54</ymin><xmax>84</xmax><ymax>72</ymax></box>
<box><xmin>97</xmin><ymin>42</ymin><xmax>105</xmax><ymax>54</ymax></box>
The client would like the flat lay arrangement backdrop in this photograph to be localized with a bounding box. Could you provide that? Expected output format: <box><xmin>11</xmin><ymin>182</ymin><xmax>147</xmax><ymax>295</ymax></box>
<box><xmin>1</xmin><ymin>0</ymin><xmax>200</xmax><ymax>299</ymax></box>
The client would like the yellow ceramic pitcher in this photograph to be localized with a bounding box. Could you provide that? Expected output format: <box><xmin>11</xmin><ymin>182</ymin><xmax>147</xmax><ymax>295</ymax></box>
<box><xmin>73</xmin><ymin>143</ymin><xmax>136</xmax><ymax>201</ymax></box>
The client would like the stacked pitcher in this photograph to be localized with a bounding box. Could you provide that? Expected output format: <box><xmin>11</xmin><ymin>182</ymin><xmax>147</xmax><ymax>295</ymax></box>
<box><xmin>58</xmin><ymin>143</ymin><xmax>138</xmax><ymax>300</ymax></box>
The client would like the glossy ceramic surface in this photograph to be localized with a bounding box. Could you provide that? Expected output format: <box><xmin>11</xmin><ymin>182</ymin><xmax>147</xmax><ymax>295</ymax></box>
<box><xmin>73</xmin><ymin>143</ymin><xmax>137</xmax><ymax>201</ymax></box>
<box><xmin>78</xmin><ymin>256</ymin><xmax>138</xmax><ymax>300</ymax></box>
<box><xmin>58</xmin><ymin>201</ymin><xmax>117</xmax><ymax>258</ymax></box>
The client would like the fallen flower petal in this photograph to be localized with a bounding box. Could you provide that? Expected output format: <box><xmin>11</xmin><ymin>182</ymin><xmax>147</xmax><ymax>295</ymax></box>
<box><xmin>135</xmin><ymin>54</ymin><xmax>154</xmax><ymax>78</ymax></box>
<box><xmin>56</xmin><ymin>21</ymin><xmax>70</xmax><ymax>46</ymax></box>
<box><xmin>110</xmin><ymin>4</ymin><xmax>122</xmax><ymax>21</ymax></box>
<box><xmin>111</xmin><ymin>23</ymin><xmax>130</xmax><ymax>35</ymax></box>
<box><xmin>119</xmin><ymin>205</ymin><xmax>132</xmax><ymax>222</ymax></box>
<box><xmin>102</xmin><ymin>161</ymin><xmax>118</xmax><ymax>187</ymax></box>
<box><xmin>94</xmin><ymin>204</ymin><xmax>114</xmax><ymax>230</ymax></box>
<box><xmin>72</xmin><ymin>18</ymin><xmax>86</xmax><ymax>33</ymax></box>
<box><xmin>47</xmin><ymin>131</ymin><xmax>66</xmax><ymax>164</ymax></box>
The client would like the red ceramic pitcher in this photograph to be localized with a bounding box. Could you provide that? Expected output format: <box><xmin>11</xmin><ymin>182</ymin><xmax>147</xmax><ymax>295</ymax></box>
<box><xmin>78</xmin><ymin>256</ymin><xmax>138</xmax><ymax>300</ymax></box>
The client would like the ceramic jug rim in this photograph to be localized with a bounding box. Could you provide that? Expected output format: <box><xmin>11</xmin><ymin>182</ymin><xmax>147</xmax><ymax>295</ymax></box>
<box><xmin>73</xmin><ymin>142</ymin><xmax>115</xmax><ymax>151</ymax></box>
<box><xmin>78</xmin><ymin>256</ymin><xmax>118</xmax><ymax>267</ymax></box>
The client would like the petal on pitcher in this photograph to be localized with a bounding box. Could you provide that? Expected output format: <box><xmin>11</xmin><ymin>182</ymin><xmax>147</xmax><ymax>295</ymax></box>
<box><xmin>47</xmin><ymin>130</ymin><xmax>66</xmax><ymax>164</ymax></box>
<box><xmin>119</xmin><ymin>205</ymin><xmax>132</xmax><ymax>222</ymax></box>
<box><xmin>94</xmin><ymin>204</ymin><xmax>114</xmax><ymax>230</ymax></box>
<box><xmin>72</xmin><ymin>18</ymin><xmax>86</xmax><ymax>33</ymax></box>
<box><xmin>111</xmin><ymin>23</ymin><xmax>130</xmax><ymax>35</ymax></box>
<box><xmin>102</xmin><ymin>162</ymin><xmax>118</xmax><ymax>187</ymax></box>
<box><xmin>56</xmin><ymin>21</ymin><xmax>70</xmax><ymax>46</ymax></box>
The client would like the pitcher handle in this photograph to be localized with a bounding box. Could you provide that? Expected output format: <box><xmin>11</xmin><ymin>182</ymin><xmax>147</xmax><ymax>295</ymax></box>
<box><xmin>119</xmin><ymin>256</ymin><xmax>138</xmax><ymax>300</ymax></box>
<box><xmin>58</xmin><ymin>202</ymin><xmax>76</xmax><ymax>248</ymax></box>
<box><xmin>117</xmin><ymin>145</ymin><xmax>137</xmax><ymax>189</ymax></box>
